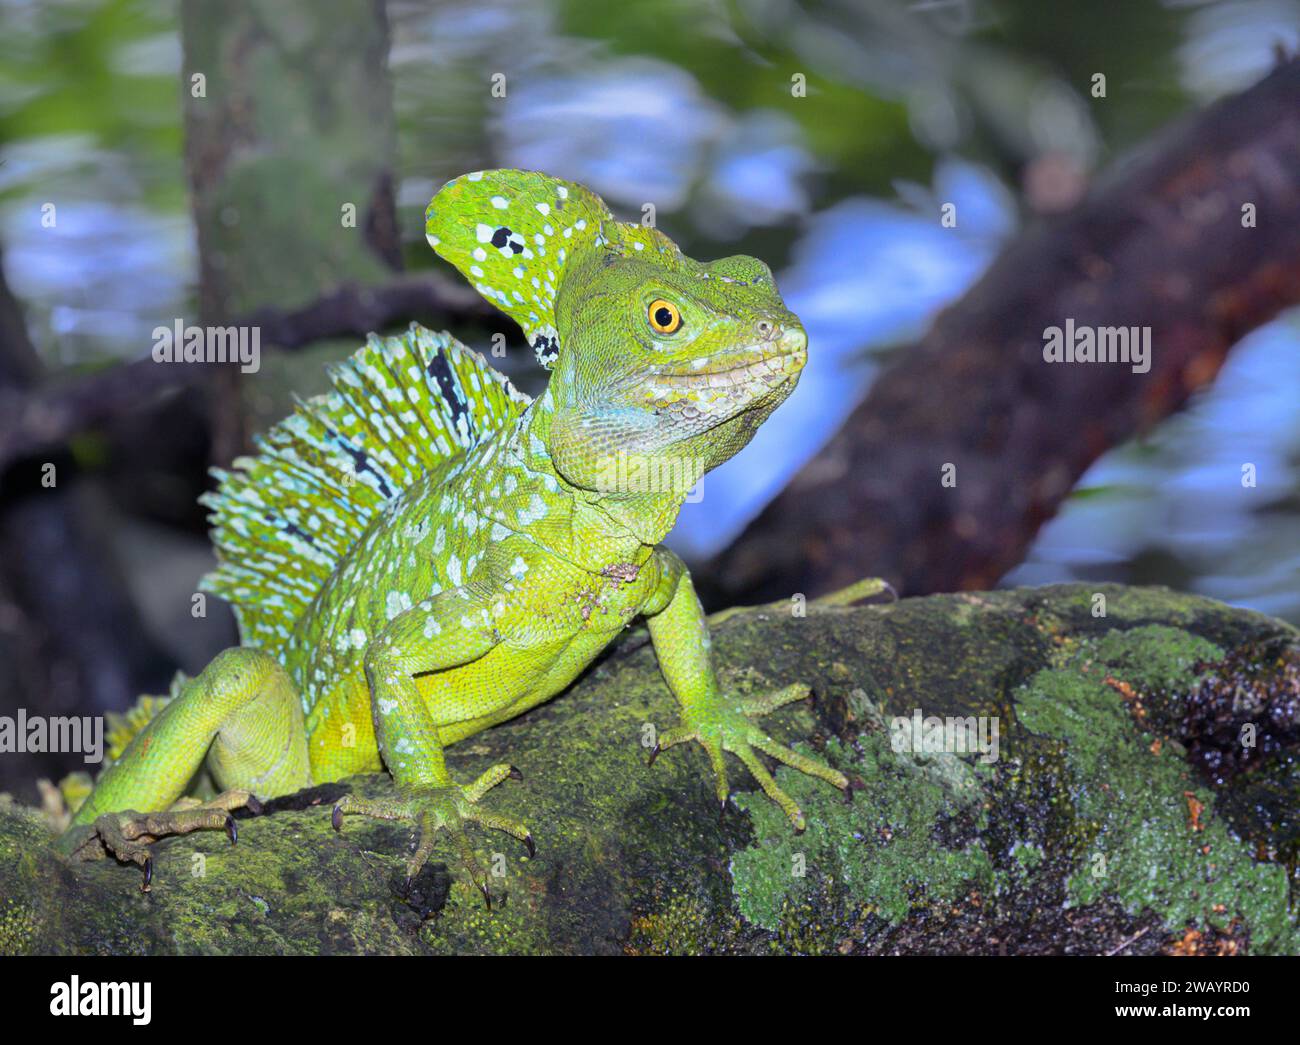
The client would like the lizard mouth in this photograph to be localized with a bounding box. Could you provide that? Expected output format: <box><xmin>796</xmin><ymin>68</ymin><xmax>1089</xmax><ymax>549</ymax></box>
<box><xmin>647</xmin><ymin>344</ymin><xmax>804</xmax><ymax>391</ymax></box>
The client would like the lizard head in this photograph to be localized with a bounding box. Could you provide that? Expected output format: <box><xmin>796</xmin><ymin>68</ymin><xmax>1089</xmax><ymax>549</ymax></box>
<box><xmin>427</xmin><ymin>170</ymin><xmax>806</xmax><ymax>495</ymax></box>
<box><xmin>543</xmin><ymin>244</ymin><xmax>806</xmax><ymax>494</ymax></box>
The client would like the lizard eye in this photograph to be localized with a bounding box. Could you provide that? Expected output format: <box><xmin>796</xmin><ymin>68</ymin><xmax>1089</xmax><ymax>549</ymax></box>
<box><xmin>648</xmin><ymin>299</ymin><xmax>682</xmax><ymax>335</ymax></box>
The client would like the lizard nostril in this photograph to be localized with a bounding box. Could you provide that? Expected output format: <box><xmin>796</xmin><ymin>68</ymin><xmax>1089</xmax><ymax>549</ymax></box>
<box><xmin>780</xmin><ymin>325</ymin><xmax>807</xmax><ymax>355</ymax></box>
<box><xmin>756</xmin><ymin>320</ymin><xmax>779</xmax><ymax>341</ymax></box>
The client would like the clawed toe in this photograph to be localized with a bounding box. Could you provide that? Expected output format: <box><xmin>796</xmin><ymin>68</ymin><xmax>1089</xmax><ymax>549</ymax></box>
<box><xmin>654</xmin><ymin>685</ymin><xmax>848</xmax><ymax>832</ymax></box>
<box><xmin>330</xmin><ymin>773</ymin><xmax>532</xmax><ymax>907</ymax></box>
<box><xmin>74</xmin><ymin>802</ymin><xmax>242</xmax><ymax>891</ymax></box>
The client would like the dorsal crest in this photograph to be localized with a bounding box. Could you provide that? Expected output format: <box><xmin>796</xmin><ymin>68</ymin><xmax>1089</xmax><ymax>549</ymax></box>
<box><xmin>199</xmin><ymin>325</ymin><xmax>530</xmax><ymax>651</ymax></box>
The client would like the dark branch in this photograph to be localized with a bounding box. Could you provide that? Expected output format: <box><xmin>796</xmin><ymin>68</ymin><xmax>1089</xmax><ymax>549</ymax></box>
<box><xmin>703</xmin><ymin>58</ymin><xmax>1300</xmax><ymax>607</ymax></box>
<box><xmin>0</xmin><ymin>274</ymin><xmax>495</xmax><ymax>471</ymax></box>
<box><xmin>237</xmin><ymin>271</ymin><xmax>492</xmax><ymax>350</ymax></box>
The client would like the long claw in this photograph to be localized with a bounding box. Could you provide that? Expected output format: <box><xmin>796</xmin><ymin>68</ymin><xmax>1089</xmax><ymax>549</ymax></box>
<box><xmin>508</xmin><ymin>765</ymin><xmax>523</xmax><ymax>782</ymax></box>
<box><xmin>752</xmin><ymin>735</ymin><xmax>849</xmax><ymax>791</ymax></box>
<box><xmin>738</xmin><ymin>682</ymin><xmax>811</xmax><ymax>718</ymax></box>
<box><xmin>333</xmin><ymin>780</ymin><xmax>530</xmax><ymax>903</ymax></box>
<box><xmin>77</xmin><ymin>790</ymin><xmax>261</xmax><ymax>890</ymax></box>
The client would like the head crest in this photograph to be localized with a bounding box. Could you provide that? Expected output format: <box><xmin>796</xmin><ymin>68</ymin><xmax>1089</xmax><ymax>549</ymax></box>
<box><xmin>426</xmin><ymin>169</ymin><xmax>681</xmax><ymax>369</ymax></box>
<box><xmin>426</xmin><ymin>170</ymin><xmax>607</xmax><ymax>368</ymax></box>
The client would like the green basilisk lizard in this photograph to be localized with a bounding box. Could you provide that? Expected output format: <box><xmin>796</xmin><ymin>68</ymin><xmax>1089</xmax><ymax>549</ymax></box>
<box><xmin>61</xmin><ymin>170</ymin><xmax>886</xmax><ymax>902</ymax></box>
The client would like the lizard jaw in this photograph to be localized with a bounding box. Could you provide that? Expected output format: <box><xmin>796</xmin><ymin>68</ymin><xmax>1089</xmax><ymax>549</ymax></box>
<box><xmin>648</xmin><ymin>351</ymin><xmax>801</xmax><ymax>392</ymax></box>
<box><xmin>643</xmin><ymin>331</ymin><xmax>807</xmax><ymax>397</ymax></box>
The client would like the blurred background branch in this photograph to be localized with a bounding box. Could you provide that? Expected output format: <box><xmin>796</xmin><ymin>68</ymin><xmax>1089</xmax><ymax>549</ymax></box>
<box><xmin>703</xmin><ymin>56</ymin><xmax>1300</xmax><ymax>605</ymax></box>
<box><xmin>0</xmin><ymin>271</ymin><xmax>493</xmax><ymax>470</ymax></box>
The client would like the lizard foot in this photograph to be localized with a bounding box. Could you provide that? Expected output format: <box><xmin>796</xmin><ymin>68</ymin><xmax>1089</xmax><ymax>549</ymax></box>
<box><xmin>651</xmin><ymin>683</ymin><xmax>847</xmax><ymax>832</ymax></box>
<box><xmin>331</xmin><ymin>763</ymin><xmax>532</xmax><ymax>908</ymax></box>
<box><xmin>62</xmin><ymin>789</ymin><xmax>259</xmax><ymax>891</ymax></box>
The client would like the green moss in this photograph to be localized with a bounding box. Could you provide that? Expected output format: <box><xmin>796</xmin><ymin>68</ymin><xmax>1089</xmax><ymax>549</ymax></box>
<box><xmin>731</xmin><ymin>725</ymin><xmax>994</xmax><ymax>932</ymax></box>
<box><xmin>1011</xmin><ymin>840</ymin><xmax>1044</xmax><ymax>873</ymax></box>
<box><xmin>1015</xmin><ymin>626</ymin><xmax>1298</xmax><ymax>953</ymax></box>
<box><xmin>0</xmin><ymin>893</ymin><xmax>38</xmax><ymax>955</ymax></box>
<box><xmin>1052</xmin><ymin>584</ymin><xmax>1206</xmax><ymax>627</ymax></box>
<box><xmin>1088</xmin><ymin>625</ymin><xmax>1223</xmax><ymax>691</ymax></box>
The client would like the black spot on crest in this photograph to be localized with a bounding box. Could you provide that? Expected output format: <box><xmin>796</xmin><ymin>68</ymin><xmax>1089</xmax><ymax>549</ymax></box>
<box><xmin>321</xmin><ymin>421</ymin><xmax>394</xmax><ymax>498</ymax></box>
<box><xmin>531</xmin><ymin>334</ymin><xmax>559</xmax><ymax>365</ymax></box>
<box><xmin>427</xmin><ymin>349</ymin><xmax>468</xmax><ymax>428</ymax></box>
<box><xmin>266</xmin><ymin>511</ymin><xmax>319</xmax><ymax>549</ymax></box>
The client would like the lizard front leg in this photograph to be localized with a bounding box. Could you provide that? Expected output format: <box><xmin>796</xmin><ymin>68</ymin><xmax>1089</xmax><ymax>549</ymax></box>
<box><xmin>331</xmin><ymin>583</ymin><xmax>532</xmax><ymax>906</ymax></box>
<box><xmin>643</xmin><ymin>549</ymin><xmax>848</xmax><ymax>830</ymax></box>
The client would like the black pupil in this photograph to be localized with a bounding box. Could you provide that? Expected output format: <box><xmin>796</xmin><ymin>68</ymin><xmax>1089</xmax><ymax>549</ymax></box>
<box><xmin>655</xmin><ymin>306</ymin><xmax>674</xmax><ymax>328</ymax></box>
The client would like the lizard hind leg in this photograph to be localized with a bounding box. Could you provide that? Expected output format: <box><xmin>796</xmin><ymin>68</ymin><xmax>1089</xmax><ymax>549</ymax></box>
<box><xmin>59</xmin><ymin>647</ymin><xmax>311</xmax><ymax>890</ymax></box>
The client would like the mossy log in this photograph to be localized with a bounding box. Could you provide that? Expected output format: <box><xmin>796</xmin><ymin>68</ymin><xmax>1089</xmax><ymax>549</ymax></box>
<box><xmin>2</xmin><ymin>583</ymin><xmax>1297</xmax><ymax>955</ymax></box>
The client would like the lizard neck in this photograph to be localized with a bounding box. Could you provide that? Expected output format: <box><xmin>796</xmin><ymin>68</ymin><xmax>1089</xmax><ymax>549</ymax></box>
<box><xmin>512</xmin><ymin>388</ymin><xmax>685</xmax><ymax>564</ymax></box>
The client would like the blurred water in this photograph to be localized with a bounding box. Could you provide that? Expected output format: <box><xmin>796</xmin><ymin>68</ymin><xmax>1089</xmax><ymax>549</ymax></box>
<box><xmin>498</xmin><ymin>58</ymin><xmax>729</xmax><ymax>212</ymax></box>
<box><xmin>1004</xmin><ymin>313</ymin><xmax>1300</xmax><ymax>622</ymax></box>
<box><xmin>2</xmin><ymin>183</ymin><xmax>192</xmax><ymax>363</ymax></box>
<box><xmin>1176</xmin><ymin>0</ymin><xmax>1300</xmax><ymax>100</ymax></box>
